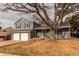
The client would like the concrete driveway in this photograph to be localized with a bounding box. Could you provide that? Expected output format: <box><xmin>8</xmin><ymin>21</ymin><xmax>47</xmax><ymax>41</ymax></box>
<box><xmin>0</xmin><ymin>40</ymin><xmax>22</xmax><ymax>47</ymax></box>
<box><xmin>0</xmin><ymin>40</ymin><xmax>22</xmax><ymax>56</ymax></box>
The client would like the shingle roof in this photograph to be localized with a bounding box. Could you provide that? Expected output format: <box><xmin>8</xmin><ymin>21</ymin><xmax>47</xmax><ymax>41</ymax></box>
<box><xmin>0</xmin><ymin>27</ymin><xmax>14</xmax><ymax>36</ymax></box>
<box><xmin>35</xmin><ymin>25</ymin><xmax>50</xmax><ymax>30</ymax></box>
<box><xmin>0</xmin><ymin>32</ymin><xmax>8</xmax><ymax>36</ymax></box>
<box><xmin>35</xmin><ymin>21</ymin><xmax>70</xmax><ymax>30</ymax></box>
<box><xmin>58</xmin><ymin>21</ymin><xmax>70</xmax><ymax>28</ymax></box>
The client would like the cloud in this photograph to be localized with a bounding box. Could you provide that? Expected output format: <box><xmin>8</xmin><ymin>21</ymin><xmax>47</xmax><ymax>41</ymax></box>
<box><xmin>0</xmin><ymin>11</ymin><xmax>20</xmax><ymax>21</ymax></box>
<box><xmin>0</xmin><ymin>18</ymin><xmax>15</xmax><ymax>29</ymax></box>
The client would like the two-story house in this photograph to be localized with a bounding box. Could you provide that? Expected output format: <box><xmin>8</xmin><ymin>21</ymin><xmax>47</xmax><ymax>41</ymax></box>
<box><xmin>12</xmin><ymin>17</ymin><xmax>71</xmax><ymax>41</ymax></box>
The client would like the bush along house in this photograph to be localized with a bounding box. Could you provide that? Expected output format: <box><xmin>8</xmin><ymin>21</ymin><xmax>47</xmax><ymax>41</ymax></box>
<box><xmin>12</xmin><ymin>17</ymin><xmax>72</xmax><ymax>41</ymax></box>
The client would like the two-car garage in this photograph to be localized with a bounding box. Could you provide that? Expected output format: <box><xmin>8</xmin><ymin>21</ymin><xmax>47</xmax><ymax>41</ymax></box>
<box><xmin>12</xmin><ymin>30</ymin><xmax>31</xmax><ymax>41</ymax></box>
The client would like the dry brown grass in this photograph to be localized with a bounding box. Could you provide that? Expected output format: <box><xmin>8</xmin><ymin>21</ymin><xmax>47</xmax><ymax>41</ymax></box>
<box><xmin>0</xmin><ymin>38</ymin><xmax>79</xmax><ymax>56</ymax></box>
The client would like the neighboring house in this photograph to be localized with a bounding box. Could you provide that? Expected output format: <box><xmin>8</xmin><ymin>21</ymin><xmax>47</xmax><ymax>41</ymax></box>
<box><xmin>0</xmin><ymin>27</ymin><xmax>14</xmax><ymax>41</ymax></box>
<box><xmin>12</xmin><ymin>17</ymin><xmax>71</xmax><ymax>41</ymax></box>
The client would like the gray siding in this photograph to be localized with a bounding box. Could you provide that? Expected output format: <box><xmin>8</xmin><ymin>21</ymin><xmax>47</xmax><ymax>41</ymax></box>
<box><xmin>29</xmin><ymin>22</ymin><xmax>33</xmax><ymax>29</ymax></box>
<box><xmin>15</xmin><ymin>23</ymin><xmax>21</xmax><ymax>30</ymax></box>
<box><xmin>15</xmin><ymin>22</ymin><xmax>33</xmax><ymax>30</ymax></box>
<box><xmin>15</xmin><ymin>19</ymin><xmax>40</xmax><ymax>30</ymax></box>
<box><xmin>33</xmin><ymin>22</ymin><xmax>40</xmax><ymax>28</ymax></box>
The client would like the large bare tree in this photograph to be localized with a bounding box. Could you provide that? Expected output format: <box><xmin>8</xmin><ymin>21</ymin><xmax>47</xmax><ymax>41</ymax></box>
<box><xmin>2</xmin><ymin>3</ymin><xmax>79</xmax><ymax>39</ymax></box>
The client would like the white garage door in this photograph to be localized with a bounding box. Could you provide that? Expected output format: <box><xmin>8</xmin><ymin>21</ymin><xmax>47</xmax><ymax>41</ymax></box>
<box><xmin>21</xmin><ymin>33</ymin><xmax>29</xmax><ymax>41</ymax></box>
<box><xmin>13</xmin><ymin>33</ymin><xmax>20</xmax><ymax>40</ymax></box>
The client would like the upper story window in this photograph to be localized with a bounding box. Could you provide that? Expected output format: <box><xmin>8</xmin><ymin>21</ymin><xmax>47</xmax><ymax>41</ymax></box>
<box><xmin>16</xmin><ymin>24</ymin><xmax>21</xmax><ymax>29</ymax></box>
<box><xmin>26</xmin><ymin>23</ymin><xmax>29</xmax><ymax>27</ymax></box>
<box><xmin>17</xmin><ymin>26</ymin><xmax>20</xmax><ymax>28</ymax></box>
<box><xmin>24</xmin><ymin>23</ymin><xmax>30</xmax><ymax>28</ymax></box>
<box><xmin>24</xmin><ymin>23</ymin><xmax>26</xmax><ymax>28</ymax></box>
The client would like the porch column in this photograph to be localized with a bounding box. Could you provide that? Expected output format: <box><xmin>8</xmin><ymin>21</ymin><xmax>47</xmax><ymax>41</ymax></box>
<box><xmin>35</xmin><ymin>30</ymin><xmax>36</xmax><ymax>37</ymax></box>
<box><xmin>43</xmin><ymin>29</ymin><xmax>45</xmax><ymax>38</ymax></box>
<box><xmin>45</xmin><ymin>29</ymin><xmax>46</xmax><ymax>37</ymax></box>
<box><xmin>42</xmin><ymin>29</ymin><xmax>44</xmax><ymax>38</ymax></box>
<box><xmin>69</xmin><ymin>27</ymin><xmax>71</xmax><ymax>38</ymax></box>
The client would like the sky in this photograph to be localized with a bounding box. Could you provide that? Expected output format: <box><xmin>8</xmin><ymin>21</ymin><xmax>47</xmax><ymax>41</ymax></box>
<box><xmin>0</xmin><ymin>3</ymin><xmax>54</xmax><ymax>29</ymax></box>
<box><xmin>0</xmin><ymin>9</ymin><xmax>34</xmax><ymax>29</ymax></box>
<box><xmin>0</xmin><ymin>11</ymin><xmax>15</xmax><ymax>29</ymax></box>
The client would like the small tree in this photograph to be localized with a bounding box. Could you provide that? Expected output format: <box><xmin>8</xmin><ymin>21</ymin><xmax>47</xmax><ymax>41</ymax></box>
<box><xmin>67</xmin><ymin>14</ymin><xmax>79</xmax><ymax>37</ymax></box>
<box><xmin>69</xmin><ymin>14</ymin><xmax>79</xmax><ymax>31</ymax></box>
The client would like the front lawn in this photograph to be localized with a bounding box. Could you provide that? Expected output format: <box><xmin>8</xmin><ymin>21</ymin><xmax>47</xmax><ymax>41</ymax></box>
<box><xmin>0</xmin><ymin>38</ymin><xmax>79</xmax><ymax>56</ymax></box>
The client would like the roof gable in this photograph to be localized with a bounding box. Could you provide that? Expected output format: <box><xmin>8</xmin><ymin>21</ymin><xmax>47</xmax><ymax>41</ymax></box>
<box><xmin>15</xmin><ymin>17</ymin><xmax>33</xmax><ymax>24</ymax></box>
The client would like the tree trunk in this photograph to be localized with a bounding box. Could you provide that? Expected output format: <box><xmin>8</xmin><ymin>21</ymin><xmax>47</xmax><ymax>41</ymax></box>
<box><xmin>50</xmin><ymin>27</ymin><xmax>58</xmax><ymax>40</ymax></box>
